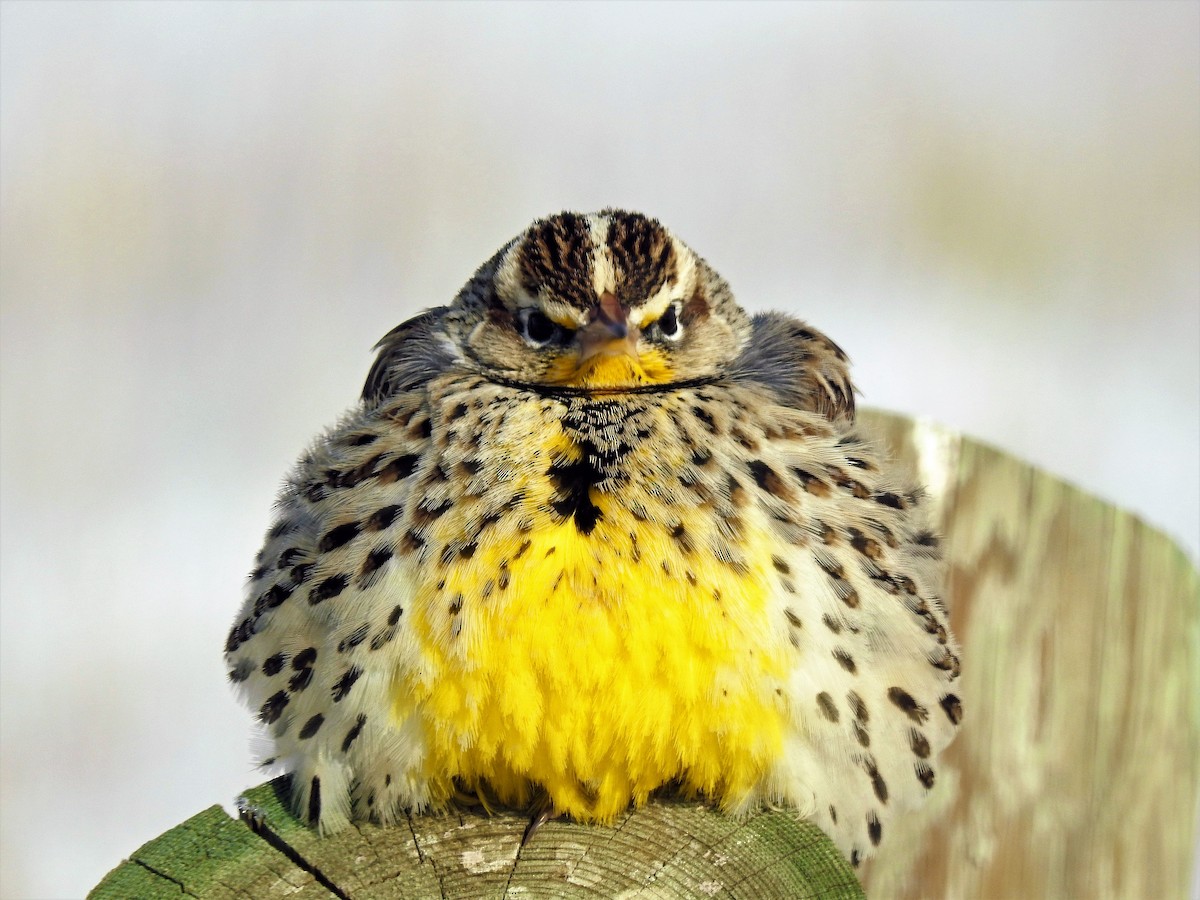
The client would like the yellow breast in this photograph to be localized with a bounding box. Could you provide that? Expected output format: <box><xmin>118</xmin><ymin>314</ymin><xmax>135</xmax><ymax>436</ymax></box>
<box><xmin>391</xmin><ymin>412</ymin><xmax>791</xmax><ymax>821</ymax></box>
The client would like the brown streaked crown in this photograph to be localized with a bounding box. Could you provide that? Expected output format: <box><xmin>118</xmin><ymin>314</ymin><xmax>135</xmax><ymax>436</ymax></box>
<box><xmin>514</xmin><ymin>212</ymin><xmax>596</xmax><ymax>312</ymax></box>
<box><xmin>603</xmin><ymin>209</ymin><xmax>678</xmax><ymax>309</ymax></box>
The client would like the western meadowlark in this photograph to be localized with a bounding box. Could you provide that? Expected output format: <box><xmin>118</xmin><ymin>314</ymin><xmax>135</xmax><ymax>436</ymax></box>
<box><xmin>225</xmin><ymin>209</ymin><xmax>961</xmax><ymax>865</ymax></box>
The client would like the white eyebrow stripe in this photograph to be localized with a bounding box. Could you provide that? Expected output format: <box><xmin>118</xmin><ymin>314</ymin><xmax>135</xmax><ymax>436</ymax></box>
<box><xmin>494</xmin><ymin>241</ymin><xmax>530</xmax><ymax>307</ymax></box>
<box><xmin>633</xmin><ymin>285</ymin><xmax>677</xmax><ymax>327</ymax></box>
<box><xmin>629</xmin><ymin>234</ymin><xmax>691</xmax><ymax>327</ymax></box>
<box><xmin>669</xmin><ymin>235</ymin><xmax>696</xmax><ymax>293</ymax></box>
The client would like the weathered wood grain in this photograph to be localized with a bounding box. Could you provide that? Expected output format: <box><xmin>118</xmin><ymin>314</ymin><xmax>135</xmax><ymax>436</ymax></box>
<box><xmin>860</xmin><ymin>410</ymin><xmax>1199</xmax><ymax>899</ymax></box>
<box><xmin>91</xmin><ymin>780</ymin><xmax>864</xmax><ymax>899</ymax></box>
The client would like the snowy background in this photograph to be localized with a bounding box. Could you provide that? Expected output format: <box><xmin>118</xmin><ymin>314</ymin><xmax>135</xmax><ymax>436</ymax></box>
<box><xmin>2</xmin><ymin>3</ymin><xmax>1197</xmax><ymax>897</ymax></box>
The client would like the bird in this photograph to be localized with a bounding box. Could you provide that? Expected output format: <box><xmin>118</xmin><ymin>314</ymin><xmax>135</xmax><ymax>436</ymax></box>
<box><xmin>224</xmin><ymin>209</ymin><xmax>961</xmax><ymax>866</ymax></box>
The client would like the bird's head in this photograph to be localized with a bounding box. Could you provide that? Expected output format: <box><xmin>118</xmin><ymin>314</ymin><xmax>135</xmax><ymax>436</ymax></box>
<box><xmin>445</xmin><ymin>210</ymin><xmax>752</xmax><ymax>391</ymax></box>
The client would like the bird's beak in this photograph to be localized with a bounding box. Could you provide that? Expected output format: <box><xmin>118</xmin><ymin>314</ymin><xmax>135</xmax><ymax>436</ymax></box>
<box><xmin>579</xmin><ymin>292</ymin><xmax>639</xmax><ymax>362</ymax></box>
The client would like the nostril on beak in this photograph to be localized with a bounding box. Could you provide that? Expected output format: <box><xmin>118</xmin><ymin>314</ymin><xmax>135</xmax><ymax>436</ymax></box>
<box><xmin>594</xmin><ymin>291</ymin><xmax>628</xmax><ymax>338</ymax></box>
<box><xmin>579</xmin><ymin>292</ymin><xmax>639</xmax><ymax>363</ymax></box>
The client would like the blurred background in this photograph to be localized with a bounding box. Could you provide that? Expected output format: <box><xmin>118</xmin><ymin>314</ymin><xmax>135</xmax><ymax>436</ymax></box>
<box><xmin>1</xmin><ymin>2</ymin><xmax>1196</xmax><ymax>896</ymax></box>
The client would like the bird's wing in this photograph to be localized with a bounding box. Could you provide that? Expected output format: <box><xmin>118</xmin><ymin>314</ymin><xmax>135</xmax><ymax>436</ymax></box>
<box><xmin>730</xmin><ymin>312</ymin><xmax>856</xmax><ymax>424</ymax></box>
<box><xmin>362</xmin><ymin>307</ymin><xmax>454</xmax><ymax>405</ymax></box>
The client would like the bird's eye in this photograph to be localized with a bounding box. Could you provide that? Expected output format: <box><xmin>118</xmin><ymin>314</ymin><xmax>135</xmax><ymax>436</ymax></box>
<box><xmin>649</xmin><ymin>303</ymin><xmax>683</xmax><ymax>341</ymax></box>
<box><xmin>518</xmin><ymin>308</ymin><xmax>564</xmax><ymax>347</ymax></box>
